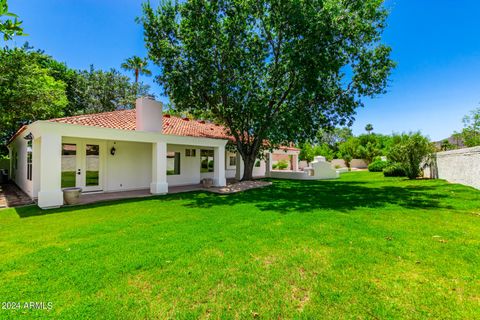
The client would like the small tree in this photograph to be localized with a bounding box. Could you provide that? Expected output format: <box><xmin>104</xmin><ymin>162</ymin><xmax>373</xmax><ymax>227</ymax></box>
<box><xmin>388</xmin><ymin>132</ymin><xmax>434</xmax><ymax>179</ymax></box>
<box><xmin>440</xmin><ymin>139</ymin><xmax>455</xmax><ymax>151</ymax></box>
<box><xmin>460</xmin><ymin>107</ymin><xmax>480</xmax><ymax>147</ymax></box>
<box><xmin>338</xmin><ymin>137</ymin><xmax>360</xmax><ymax>170</ymax></box>
<box><xmin>365</xmin><ymin>123</ymin><xmax>373</xmax><ymax>134</ymax></box>
<box><xmin>357</xmin><ymin>141</ymin><xmax>381</xmax><ymax>164</ymax></box>
<box><xmin>299</xmin><ymin>143</ymin><xmax>315</xmax><ymax>165</ymax></box>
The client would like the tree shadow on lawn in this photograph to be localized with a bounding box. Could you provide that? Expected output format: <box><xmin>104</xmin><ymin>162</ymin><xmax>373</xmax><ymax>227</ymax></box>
<box><xmin>180</xmin><ymin>179</ymin><xmax>454</xmax><ymax>213</ymax></box>
<box><xmin>13</xmin><ymin>179</ymin><xmax>454</xmax><ymax>218</ymax></box>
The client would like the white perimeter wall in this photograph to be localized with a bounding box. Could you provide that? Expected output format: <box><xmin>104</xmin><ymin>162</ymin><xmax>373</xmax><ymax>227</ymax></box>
<box><xmin>426</xmin><ymin>146</ymin><xmax>480</xmax><ymax>190</ymax></box>
<box><xmin>331</xmin><ymin>159</ymin><xmax>368</xmax><ymax>168</ymax></box>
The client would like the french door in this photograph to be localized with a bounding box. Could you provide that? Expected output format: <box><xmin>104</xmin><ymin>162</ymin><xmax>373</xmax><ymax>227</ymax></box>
<box><xmin>61</xmin><ymin>139</ymin><xmax>105</xmax><ymax>192</ymax></box>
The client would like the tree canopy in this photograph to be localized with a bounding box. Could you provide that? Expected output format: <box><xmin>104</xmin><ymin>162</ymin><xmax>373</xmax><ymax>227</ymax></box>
<box><xmin>0</xmin><ymin>0</ymin><xmax>26</xmax><ymax>41</ymax></box>
<box><xmin>460</xmin><ymin>107</ymin><xmax>480</xmax><ymax>147</ymax></box>
<box><xmin>140</xmin><ymin>0</ymin><xmax>394</xmax><ymax>180</ymax></box>
<box><xmin>0</xmin><ymin>45</ymin><xmax>151</xmax><ymax>155</ymax></box>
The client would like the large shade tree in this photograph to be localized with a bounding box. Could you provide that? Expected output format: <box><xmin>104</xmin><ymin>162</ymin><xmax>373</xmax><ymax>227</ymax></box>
<box><xmin>140</xmin><ymin>0</ymin><xmax>395</xmax><ymax>180</ymax></box>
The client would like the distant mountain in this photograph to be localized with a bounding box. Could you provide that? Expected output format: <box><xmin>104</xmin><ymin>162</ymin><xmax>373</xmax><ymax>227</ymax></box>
<box><xmin>434</xmin><ymin>135</ymin><xmax>465</xmax><ymax>150</ymax></box>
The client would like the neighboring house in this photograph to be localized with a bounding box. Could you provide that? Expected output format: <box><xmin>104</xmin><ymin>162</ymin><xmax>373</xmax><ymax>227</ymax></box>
<box><xmin>7</xmin><ymin>97</ymin><xmax>299</xmax><ymax>209</ymax></box>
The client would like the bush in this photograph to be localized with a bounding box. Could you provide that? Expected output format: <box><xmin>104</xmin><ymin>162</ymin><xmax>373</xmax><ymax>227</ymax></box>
<box><xmin>387</xmin><ymin>132</ymin><xmax>434</xmax><ymax>179</ymax></box>
<box><xmin>383</xmin><ymin>163</ymin><xmax>406</xmax><ymax>177</ymax></box>
<box><xmin>276</xmin><ymin>160</ymin><xmax>289</xmax><ymax>170</ymax></box>
<box><xmin>368</xmin><ymin>160</ymin><xmax>388</xmax><ymax>172</ymax></box>
<box><xmin>272</xmin><ymin>163</ymin><xmax>278</xmax><ymax>169</ymax></box>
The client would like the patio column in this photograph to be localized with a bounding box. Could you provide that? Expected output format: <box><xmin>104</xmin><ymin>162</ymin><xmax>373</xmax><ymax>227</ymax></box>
<box><xmin>265</xmin><ymin>152</ymin><xmax>272</xmax><ymax>177</ymax></box>
<box><xmin>38</xmin><ymin>134</ymin><xmax>63</xmax><ymax>209</ymax></box>
<box><xmin>292</xmin><ymin>154</ymin><xmax>299</xmax><ymax>172</ymax></box>
<box><xmin>151</xmin><ymin>141</ymin><xmax>168</xmax><ymax>194</ymax></box>
<box><xmin>235</xmin><ymin>153</ymin><xmax>243</xmax><ymax>180</ymax></box>
<box><xmin>214</xmin><ymin>145</ymin><xmax>227</xmax><ymax>186</ymax></box>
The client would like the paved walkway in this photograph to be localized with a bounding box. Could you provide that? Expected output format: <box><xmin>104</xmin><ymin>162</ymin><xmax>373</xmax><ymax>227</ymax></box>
<box><xmin>75</xmin><ymin>180</ymin><xmax>270</xmax><ymax>206</ymax></box>
<box><xmin>0</xmin><ymin>179</ymin><xmax>271</xmax><ymax>209</ymax></box>
<box><xmin>0</xmin><ymin>183</ymin><xmax>34</xmax><ymax>208</ymax></box>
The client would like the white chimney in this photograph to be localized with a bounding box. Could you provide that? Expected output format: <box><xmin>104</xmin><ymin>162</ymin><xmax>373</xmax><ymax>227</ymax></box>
<box><xmin>135</xmin><ymin>97</ymin><xmax>163</xmax><ymax>132</ymax></box>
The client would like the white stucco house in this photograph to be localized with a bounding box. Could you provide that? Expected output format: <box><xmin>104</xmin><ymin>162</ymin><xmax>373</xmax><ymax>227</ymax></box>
<box><xmin>7</xmin><ymin>97</ymin><xmax>300</xmax><ymax>209</ymax></box>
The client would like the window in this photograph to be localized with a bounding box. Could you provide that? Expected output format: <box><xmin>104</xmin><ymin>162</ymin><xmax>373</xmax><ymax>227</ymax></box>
<box><xmin>185</xmin><ymin>149</ymin><xmax>196</xmax><ymax>157</ymax></box>
<box><xmin>200</xmin><ymin>149</ymin><xmax>214</xmax><ymax>172</ymax></box>
<box><xmin>26</xmin><ymin>141</ymin><xmax>32</xmax><ymax>181</ymax></box>
<box><xmin>61</xmin><ymin>143</ymin><xmax>77</xmax><ymax>188</ymax></box>
<box><xmin>167</xmin><ymin>152</ymin><xmax>180</xmax><ymax>175</ymax></box>
<box><xmin>229</xmin><ymin>156</ymin><xmax>236</xmax><ymax>166</ymax></box>
<box><xmin>85</xmin><ymin>144</ymin><xmax>100</xmax><ymax>187</ymax></box>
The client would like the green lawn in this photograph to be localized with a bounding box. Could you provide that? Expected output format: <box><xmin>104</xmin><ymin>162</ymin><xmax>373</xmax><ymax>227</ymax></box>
<box><xmin>1</xmin><ymin>172</ymin><xmax>480</xmax><ymax>319</ymax></box>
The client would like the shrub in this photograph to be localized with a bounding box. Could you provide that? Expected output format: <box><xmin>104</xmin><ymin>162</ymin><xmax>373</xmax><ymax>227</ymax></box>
<box><xmin>368</xmin><ymin>160</ymin><xmax>388</xmax><ymax>172</ymax></box>
<box><xmin>255</xmin><ymin>160</ymin><xmax>261</xmax><ymax>167</ymax></box>
<box><xmin>383</xmin><ymin>163</ymin><xmax>406</xmax><ymax>177</ymax></box>
<box><xmin>276</xmin><ymin>160</ymin><xmax>289</xmax><ymax>170</ymax></box>
<box><xmin>387</xmin><ymin>132</ymin><xmax>434</xmax><ymax>179</ymax></box>
<box><xmin>272</xmin><ymin>163</ymin><xmax>278</xmax><ymax>169</ymax></box>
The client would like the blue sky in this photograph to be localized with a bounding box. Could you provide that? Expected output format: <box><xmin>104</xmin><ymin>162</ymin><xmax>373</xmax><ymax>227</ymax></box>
<box><xmin>7</xmin><ymin>0</ymin><xmax>480</xmax><ymax>141</ymax></box>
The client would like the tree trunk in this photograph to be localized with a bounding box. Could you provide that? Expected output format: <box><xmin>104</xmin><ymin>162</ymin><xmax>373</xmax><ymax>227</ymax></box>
<box><xmin>135</xmin><ymin>69</ymin><xmax>139</xmax><ymax>83</ymax></box>
<box><xmin>241</xmin><ymin>153</ymin><xmax>256</xmax><ymax>181</ymax></box>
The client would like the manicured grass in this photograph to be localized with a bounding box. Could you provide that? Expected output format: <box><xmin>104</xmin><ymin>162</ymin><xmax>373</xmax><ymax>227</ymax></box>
<box><xmin>1</xmin><ymin>172</ymin><xmax>480</xmax><ymax>319</ymax></box>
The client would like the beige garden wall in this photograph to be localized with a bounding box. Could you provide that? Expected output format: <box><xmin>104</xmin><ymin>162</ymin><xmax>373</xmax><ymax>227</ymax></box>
<box><xmin>426</xmin><ymin>146</ymin><xmax>480</xmax><ymax>190</ymax></box>
<box><xmin>331</xmin><ymin>159</ymin><xmax>368</xmax><ymax>169</ymax></box>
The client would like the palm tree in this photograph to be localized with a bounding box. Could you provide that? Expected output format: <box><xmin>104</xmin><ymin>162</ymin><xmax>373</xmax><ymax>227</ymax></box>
<box><xmin>365</xmin><ymin>123</ymin><xmax>373</xmax><ymax>134</ymax></box>
<box><xmin>121</xmin><ymin>56</ymin><xmax>151</xmax><ymax>83</ymax></box>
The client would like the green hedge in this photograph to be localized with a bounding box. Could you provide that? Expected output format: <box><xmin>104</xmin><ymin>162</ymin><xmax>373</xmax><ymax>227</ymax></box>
<box><xmin>368</xmin><ymin>160</ymin><xmax>388</xmax><ymax>172</ymax></box>
<box><xmin>383</xmin><ymin>163</ymin><xmax>406</xmax><ymax>177</ymax></box>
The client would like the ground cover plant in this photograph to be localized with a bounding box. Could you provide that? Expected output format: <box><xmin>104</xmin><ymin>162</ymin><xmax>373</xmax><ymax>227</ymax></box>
<box><xmin>1</xmin><ymin>172</ymin><xmax>479</xmax><ymax>319</ymax></box>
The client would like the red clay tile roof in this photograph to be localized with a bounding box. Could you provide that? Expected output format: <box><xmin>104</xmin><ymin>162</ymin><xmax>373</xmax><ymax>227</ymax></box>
<box><xmin>48</xmin><ymin>109</ymin><xmax>232</xmax><ymax>140</ymax></box>
<box><xmin>25</xmin><ymin>109</ymin><xmax>298</xmax><ymax>151</ymax></box>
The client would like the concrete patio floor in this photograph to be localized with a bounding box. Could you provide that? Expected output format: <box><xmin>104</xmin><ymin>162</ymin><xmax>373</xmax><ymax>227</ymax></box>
<box><xmin>76</xmin><ymin>184</ymin><xmax>205</xmax><ymax>206</ymax></box>
<box><xmin>0</xmin><ymin>178</ymin><xmax>271</xmax><ymax>209</ymax></box>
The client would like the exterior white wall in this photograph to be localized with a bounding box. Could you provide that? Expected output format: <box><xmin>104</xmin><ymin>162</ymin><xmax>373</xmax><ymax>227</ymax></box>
<box><xmin>253</xmin><ymin>159</ymin><xmax>266</xmax><ymax>177</ymax></box>
<box><xmin>167</xmin><ymin>145</ymin><xmax>202</xmax><ymax>186</ymax></box>
<box><xmin>233</xmin><ymin>153</ymin><xmax>267</xmax><ymax>180</ymax></box>
<box><xmin>426</xmin><ymin>147</ymin><xmax>480</xmax><ymax>190</ymax></box>
<box><xmin>105</xmin><ymin>141</ymin><xmax>152</xmax><ymax>192</ymax></box>
<box><xmin>9</xmin><ymin>134</ymin><xmax>33</xmax><ymax>197</ymax></box>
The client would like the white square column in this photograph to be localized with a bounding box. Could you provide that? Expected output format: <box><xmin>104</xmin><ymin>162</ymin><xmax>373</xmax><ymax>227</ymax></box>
<box><xmin>265</xmin><ymin>152</ymin><xmax>272</xmax><ymax>177</ymax></box>
<box><xmin>38</xmin><ymin>134</ymin><xmax>63</xmax><ymax>209</ymax></box>
<box><xmin>151</xmin><ymin>141</ymin><xmax>168</xmax><ymax>194</ymax></box>
<box><xmin>292</xmin><ymin>154</ymin><xmax>299</xmax><ymax>172</ymax></box>
<box><xmin>235</xmin><ymin>152</ymin><xmax>244</xmax><ymax>180</ymax></box>
<box><xmin>214</xmin><ymin>145</ymin><xmax>227</xmax><ymax>186</ymax></box>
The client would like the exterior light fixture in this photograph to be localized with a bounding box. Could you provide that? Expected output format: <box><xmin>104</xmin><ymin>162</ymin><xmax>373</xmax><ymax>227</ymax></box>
<box><xmin>110</xmin><ymin>146</ymin><xmax>116</xmax><ymax>156</ymax></box>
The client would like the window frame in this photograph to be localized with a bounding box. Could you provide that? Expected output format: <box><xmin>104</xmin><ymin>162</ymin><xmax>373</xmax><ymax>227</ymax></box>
<box><xmin>26</xmin><ymin>141</ymin><xmax>32</xmax><ymax>181</ymax></box>
<box><xmin>167</xmin><ymin>151</ymin><xmax>181</xmax><ymax>175</ymax></box>
<box><xmin>200</xmin><ymin>149</ymin><xmax>214</xmax><ymax>173</ymax></box>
